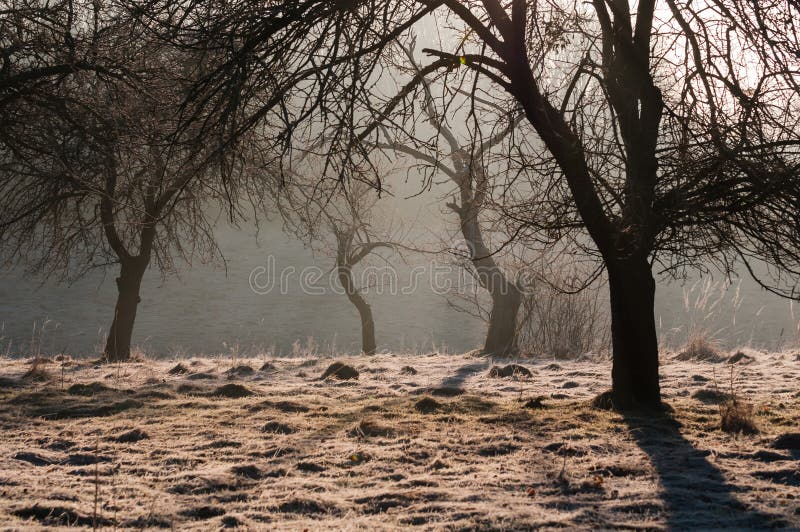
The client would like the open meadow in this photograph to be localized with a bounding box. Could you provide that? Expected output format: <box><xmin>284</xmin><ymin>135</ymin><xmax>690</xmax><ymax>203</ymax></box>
<box><xmin>0</xmin><ymin>351</ymin><xmax>798</xmax><ymax>530</ymax></box>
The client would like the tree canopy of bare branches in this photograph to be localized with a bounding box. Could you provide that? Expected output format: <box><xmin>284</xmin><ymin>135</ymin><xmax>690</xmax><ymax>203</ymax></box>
<box><xmin>0</xmin><ymin>2</ymin><xmax>233</xmax><ymax>360</ymax></box>
<box><xmin>134</xmin><ymin>0</ymin><xmax>800</xmax><ymax>408</ymax></box>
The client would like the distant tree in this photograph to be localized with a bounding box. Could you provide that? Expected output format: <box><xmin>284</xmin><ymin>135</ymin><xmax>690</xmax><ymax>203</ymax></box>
<box><xmin>327</xmin><ymin>186</ymin><xmax>394</xmax><ymax>356</ymax></box>
<box><xmin>0</xmin><ymin>6</ymin><xmax>228</xmax><ymax>361</ymax></box>
<box><xmin>273</xmin><ymin>171</ymin><xmax>396</xmax><ymax>356</ymax></box>
<box><xmin>141</xmin><ymin>1</ymin><xmax>800</xmax><ymax>408</ymax></box>
<box><xmin>378</xmin><ymin>42</ymin><xmax>524</xmax><ymax>356</ymax></box>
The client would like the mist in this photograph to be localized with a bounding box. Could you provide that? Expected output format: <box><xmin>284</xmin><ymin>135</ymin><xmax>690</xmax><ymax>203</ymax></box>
<box><xmin>1</xmin><ymin>220</ymin><xmax>796</xmax><ymax>357</ymax></box>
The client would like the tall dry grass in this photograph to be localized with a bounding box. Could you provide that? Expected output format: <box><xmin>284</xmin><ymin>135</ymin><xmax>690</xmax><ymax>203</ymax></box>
<box><xmin>517</xmin><ymin>281</ymin><xmax>610</xmax><ymax>359</ymax></box>
<box><xmin>659</xmin><ymin>278</ymin><xmax>747</xmax><ymax>358</ymax></box>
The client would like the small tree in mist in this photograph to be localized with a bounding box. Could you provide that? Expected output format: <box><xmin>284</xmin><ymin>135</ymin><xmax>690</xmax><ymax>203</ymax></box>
<box><xmin>328</xmin><ymin>187</ymin><xmax>394</xmax><ymax>356</ymax></box>
<box><xmin>0</xmin><ymin>6</ymin><xmax>228</xmax><ymax>361</ymax></box>
<box><xmin>149</xmin><ymin>0</ymin><xmax>800</xmax><ymax>408</ymax></box>
<box><xmin>273</xmin><ymin>174</ymin><xmax>397</xmax><ymax>356</ymax></box>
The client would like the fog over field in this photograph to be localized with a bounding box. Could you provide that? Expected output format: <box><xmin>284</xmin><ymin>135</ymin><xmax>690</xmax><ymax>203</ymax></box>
<box><xmin>1</xmin><ymin>216</ymin><xmax>796</xmax><ymax>358</ymax></box>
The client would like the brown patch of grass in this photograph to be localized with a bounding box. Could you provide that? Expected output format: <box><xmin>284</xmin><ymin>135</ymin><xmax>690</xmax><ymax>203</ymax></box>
<box><xmin>225</xmin><ymin>365</ymin><xmax>255</xmax><ymax>378</ymax></box>
<box><xmin>22</xmin><ymin>359</ymin><xmax>50</xmax><ymax>381</ymax></box>
<box><xmin>348</xmin><ymin>418</ymin><xmax>397</xmax><ymax>438</ymax></box>
<box><xmin>522</xmin><ymin>396</ymin><xmax>547</xmax><ymax>409</ymax></box>
<box><xmin>675</xmin><ymin>331</ymin><xmax>725</xmax><ymax>362</ymax></box>
<box><xmin>693</xmin><ymin>388</ymin><xmax>731</xmax><ymax>404</ymax></box>
<box><xmin>209</xmin><ymin>383</ymin><xmax>254</xmax><ymax>398</ymax></box>
<box><xmin>727</xmin><ymin>351</ymin><xmax>755</xmax><ymax>365</ymax></box>
<box><xmin>414</xmin><ymin>396</ymin><xmax>441</xmax><ymax>413</ymax></box>
<box><xmin>400</xmin><ymin>365</ymin><xmax>418</xmax><ymax>375</ymax></box>
<box><xmin>12</xmin><ymin>504</ymin><xmax>113</xmax><ymax>527</ymax></box>
<box><xmin>261</xmin><ymin>420</ymin><xmax>296</xmax><ymax>434</ymax></box>
<box><xmin>590</xmin><ymin>390</ymin><xmax>615</xmax><ymax>410</ymax></box>
<box><xmin>720</xmin><ymin>398</ymin><xmax>759</xmax><ymax>435</ymax></box>
<box><xmin>67</xmin><ymin>382</ymin><xmax>112</xmax><ymax>396</ymax></box>
<box><xmin>167</xmin><ymin>363</ymin><xmax>189</xmax><ymax>375</ymax></box>
<box><xmin>317</xmin><ymin>362</ymin><xmax>359</xmax><ymax>380</ymax></box>
<box><xmin>488</xmin><ymin>364</ymin><xmax>533</xmax><ymax>378</ymax></box>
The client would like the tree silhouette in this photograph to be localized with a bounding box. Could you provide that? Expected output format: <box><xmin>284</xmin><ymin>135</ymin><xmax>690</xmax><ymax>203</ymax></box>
<box><xmin>138</xmin><ymin>1</ymin><xmax>800</xmax><ymax>406</ymax></box>
<box><xmin>0</xmin><ymin>6</ymin><xmax>229</xmax><ymax>360</ymax></box>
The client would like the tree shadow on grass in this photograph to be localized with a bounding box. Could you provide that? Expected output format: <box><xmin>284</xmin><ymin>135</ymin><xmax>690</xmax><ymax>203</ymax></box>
<box><xmin>2</xmin><ymin>382</ymin><xmax>155</xmax><ymax>420</ymax></box>
<box><xmin>623</xmin><ymin>409</ymin><xmax>787</xmax><ymax>530</ymax></box>
<box><xmin>438</xmin><ymin>362</ymin><xmax>490</xmax><ymax>389</ymax></box>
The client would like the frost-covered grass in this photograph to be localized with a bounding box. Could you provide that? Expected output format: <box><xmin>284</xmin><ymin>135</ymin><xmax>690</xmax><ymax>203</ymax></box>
<box><xmin>0</xmin><ymin>351</ymin><xmax>798</xmax><ymax>529</ymax></box>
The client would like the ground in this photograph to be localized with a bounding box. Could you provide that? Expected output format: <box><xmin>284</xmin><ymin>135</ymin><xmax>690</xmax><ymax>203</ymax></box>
<box><xmin>0</xmin><ymin>351</ymin><xmax>798</xmax><ymax>530</ymax></box>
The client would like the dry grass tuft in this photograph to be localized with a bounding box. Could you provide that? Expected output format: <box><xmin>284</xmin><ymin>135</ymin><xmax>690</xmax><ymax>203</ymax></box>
<box><xmin>168</xmin><ymin>363</ymin><xmax>189</xmax><ymax>375</ymax></box>
<box><xmin>488</xmin><ymin>364</ymin><xmax>533</xmax><ymax>378</ymax></box>
<box><xmin>414</xmin><ymin>396</ymin><xmax>441</xmax><ymax>413</ymax></box>
<box><xmin>259</xmin><ymin>361</ymin><xmax>277</xmax><ymax>372</ymax></box>
<box><xmin>226</xmin><ymin>364</ymin><xmax>255</xmax><ymax>378</ymax></box>
<box><xmin>21</xmin><ymin>360</ymin><xmax>49</xmax><ymax>381</ymax></box>
<box><xmin>720</xmin><ymin>398</ymin><xmax>759</xmax><ymax>435</ymax></box>
<box><xmin>400</xmin><ymin>365</ymin><xmax>417</xmax><ymax>375</ymax></box>
<box><xmin>590</xmin><ymin>390</ymin><xmax>615</xmax><ymax>410</ymax></box>
<box><xmin>675</xmin><ymin>331</ymin><xmax>725</xmax><ymax>362</ymax></box>
<box><xmin>348</xmin><ymin>418</ymin><xmax>397</xmax><ymax>438</ymax></box>
<box><xmin>727</xmin><ymin>350</ymin><xmax>755</xmax><ymax>365</ymax></box>
<box><xmin>21</xmin><ymin>353</ymin><xmax>53</xmax><ymax>381</ymax></box>
<box><xmin>317</xmin><ymin>361</ymin><xmax>359</xmax><ymax>380</ymax></box>
<box><xmin>210</xmin><ymin>383</ymin><xmax>254</xmax><ymax>398</ymax></box>
<box><xmin>67</xmin><ymin>382</ymin><xmax>111</xmax><ymax>396</ymax></box>
<box><xmin>113</xmin><ymin>428</ymin><xmax>149</xmax><ymax>443</ymax></box>
<box><xmin>262</xmin><ymin>420</ymin><xmax>296</xmax><ymax>434</ymax></box>
<box><xmin>692</xmin><ymin>388</ymin><xmax>731</xmax><ymax>404</ymax></box>
<box><xmin>522</xmin><ymin>396</ymin><xmax>546</xmax><ymax>409</ymax></box>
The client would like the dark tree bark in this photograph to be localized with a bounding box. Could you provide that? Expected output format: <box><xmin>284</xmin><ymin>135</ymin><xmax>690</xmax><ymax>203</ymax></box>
<box><xmin>100</xmin><ymin>156</ymin><xmax>157</xmax><ymax>362</ymax></box>
<box><xmin>337</xmin><ymin>262</ymin><xmax>377</xmax><ymax>356</ymax></box>
<box><xmin>104</xmin><ymin>258</ymin><xmax>147</xmax><ymax>361</ymax></box>
<box><xmin>607</xmin><ymin>257</ymin><xmax>660</xmax><ymax>408</ymax></box>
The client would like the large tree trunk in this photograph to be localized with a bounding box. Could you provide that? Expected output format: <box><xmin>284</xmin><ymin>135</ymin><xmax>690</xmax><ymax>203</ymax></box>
<box><xmin>606</xmin><ymin>257</ymin><xmax>661</xmax><ymax>408</ymax></box>
<box><xmin>457</xmin><ymin>196</ymin><xmax>521</xmax><ymax>357</ymax></box>
<box><xmin>103</xmin><ymin>259</ymin><xmax>146</xmax><ymax>361</ymax></box>
<box><xmin>483</xmin><ymin>285</ymin><xmax>521</xmax><ymax>356</ymax></box>
<box><xmin>338</xmin><ymin>266</ymin><xmax>377</xmax><ymax>355</ymax></box>
<box><xmin>356</xmin><ymin>300</ymin><xmax>377</xmax><ymax>356</ymax></box>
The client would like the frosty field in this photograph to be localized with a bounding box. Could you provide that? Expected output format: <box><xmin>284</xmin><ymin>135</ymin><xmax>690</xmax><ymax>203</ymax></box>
<box><xmin>0</xmin><ymin>351</ymin><xmax>798</xmax><ymax>530</ymax></box>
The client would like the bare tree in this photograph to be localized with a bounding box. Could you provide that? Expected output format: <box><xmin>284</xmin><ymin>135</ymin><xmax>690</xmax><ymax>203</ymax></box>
<box><xmin>139</xmin><ymin>1</ymin><xmax>800</xmax><ymax>408</ymax></box>
<box><xmin>376</xmin><ymin>42</ymin><xmax>524</xmax><ymax>356</ymax></box>
<box><xmin>0</xmin><ymin>6</ymin><xmax>227</xmax><ymax>361</ymax></box>
<box><xmin>328</xmin><ymin>188</ymin><xmax>394</xmax><ymax>356</ymax></box>
<box><xmin>270</xmin><ymin>170</ymin><xmax>396</xmax><ymax>356</ymax></box>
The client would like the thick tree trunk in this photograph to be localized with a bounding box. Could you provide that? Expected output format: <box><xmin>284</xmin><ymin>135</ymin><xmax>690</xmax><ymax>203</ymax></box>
<box><xmin>338</xmin><ymin>266</ymin><xmax>377</xmax><ymax>355</ymax></box>
<box><xmin>457</xmin><ymin>198</ymin><xmax>521</xmax><ymax>357</ymax></box>
<box><xmin>356</xmin><ymin>299</ymin><xmax>377</xmax><ymax>356</ymax></box>
<box><xmin>103</xmin><ymin>260</ymin><xmax>146</xmax><ymax>362</ymax></box>
<box><xmin>483</xmin><ymin>285</ymin><xmax>521</xmax><ymax>356</ymax></box>
<box><xmin>607</xmin><ymin>257</ymin><xmax>661</xmax><ymax>409</ymax></box>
